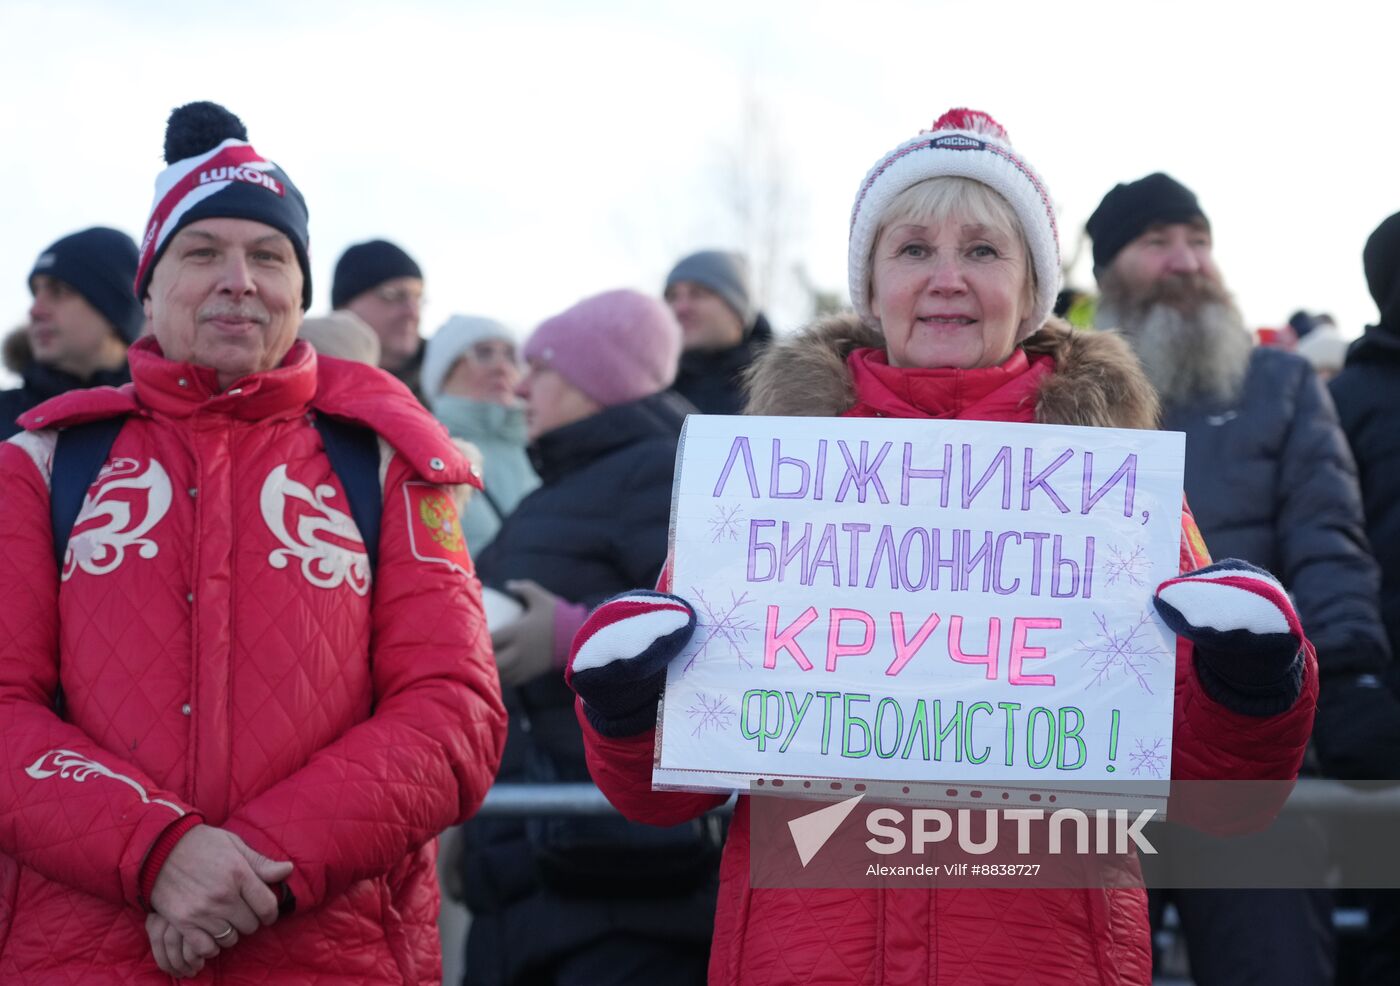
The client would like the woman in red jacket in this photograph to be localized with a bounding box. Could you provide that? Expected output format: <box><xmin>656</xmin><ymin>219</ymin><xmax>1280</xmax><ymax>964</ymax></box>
<box><xmin>563</xmin><ymin>109</ymin><xmax>1318</xmax><ymax>985</ymax></box>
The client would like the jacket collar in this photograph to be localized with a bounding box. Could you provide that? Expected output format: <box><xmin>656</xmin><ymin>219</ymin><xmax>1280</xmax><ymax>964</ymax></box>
<box><xmin>432</xmin><ymin>395</ymin><xmax>528</xmax><ymax>445</ymax></box>
<box><xmin>744</xmin><ymin>313</ymin><xmax>1159</xmax><ymax>430</ymax></box>
<box><xmin>846</xmin><ymin>346</ymin><xmax>1048</xmax><ymax>421</ymax></box>
<box><xmin>19</xmin><ymin>340</ymin><xmax>480</xmax><ymax>489</ymax></box>
<box><xmin>21</xmin><ymin>359</ymin><xmax>130</xmax><ymax>403</ymax></box>
<box><xmin>128</xmin><ymin>336</ymin><xmax>318</xmax><ymax>421</ymax></box>
<box><xmin>676</xmin><ymin>317</ymin><xmax>774</xmax><ymax>381</ymax></box>
<box><xmin>529</xmin><ymin>391</ymin><xmax>688</xmax><ymax>483</ymax></box>
<box><xmin>1346</xmin><ymin>324</ymin><xmax>1400</xmax><ymax>367</ymax></box>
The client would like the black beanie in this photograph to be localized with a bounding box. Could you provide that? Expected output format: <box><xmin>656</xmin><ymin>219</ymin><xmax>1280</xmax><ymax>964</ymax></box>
<box><xmin>30</xmin><ymin>227</ymin><xmax>143</xmax><ymax>344</ymax></box>
<box><xmin>1086</xmin><ymin>173</ymin><xmax>1209</xmax><ymax>271</ymax></box>
<box><xmin>331</xmin><ymin>240</ymin><xmax>423</xmax><ymax>309</ymax></box>
<box><xmin>1364</xmin><ymin>211</ymin><xmax>1400</xmax><ymax>331</ymax></box>
<box><xmin>135</xmin><ymin>102</ymin><xmax>312</xmax><ymax>309</ymax></box>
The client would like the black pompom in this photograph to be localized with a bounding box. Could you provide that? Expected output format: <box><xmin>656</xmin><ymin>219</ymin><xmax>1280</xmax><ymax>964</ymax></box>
<box><xmin>163</xmin><ymin>102</ymin><xmax>248</xmax><ymax>164</ymax></box>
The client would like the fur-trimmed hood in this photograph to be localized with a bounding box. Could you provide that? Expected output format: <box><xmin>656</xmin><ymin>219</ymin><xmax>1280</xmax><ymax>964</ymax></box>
<box><xmin>742</xmin><ymin>313</ymin><xmax>1159</xmax><ymax>430</ymax></box>
<box><xmin>3</xmin><ymin>326</ymin><xmax>31</xmax><ymax>376</ymax></box>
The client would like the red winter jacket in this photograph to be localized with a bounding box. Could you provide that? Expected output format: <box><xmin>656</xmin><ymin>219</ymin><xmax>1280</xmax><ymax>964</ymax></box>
<box><xmin>0</xmin><ymin>338</ymin><xmax>507</xmax><ymax>984</ymax></box>
<box><xmin>575</xmin><ymin>319</ymin><xmax>1318</xmax><ymax>986</ymax></box>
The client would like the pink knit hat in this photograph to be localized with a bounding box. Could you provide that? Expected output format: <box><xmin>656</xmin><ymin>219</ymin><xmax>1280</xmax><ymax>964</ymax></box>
<box><xmin>523</xmin><ymin>289</ymin><xmax>682</xmax><ymax>407</ymax></box>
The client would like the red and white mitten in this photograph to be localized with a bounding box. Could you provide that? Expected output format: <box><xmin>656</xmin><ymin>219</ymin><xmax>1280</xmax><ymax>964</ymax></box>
<box><xmin>565</xmin><ymin>591</ymin><xmax>696</xmax><ymax>737</ymax></box>
<box><xmin>1154</xmin><ymin>559</ymin><xmax>1306</xmax><ymax>715</ymax></box>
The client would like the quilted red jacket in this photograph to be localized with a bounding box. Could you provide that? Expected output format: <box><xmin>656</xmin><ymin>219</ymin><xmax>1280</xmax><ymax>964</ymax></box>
<box><xmin>0</xmin><ymin>338</ymin><xmax>507</xmax><ymax>984</ymax></box>
<box><xmin>575</xmin><ymin>320</ymin><xmax>1319</xmax><ymax>985</ymax></box>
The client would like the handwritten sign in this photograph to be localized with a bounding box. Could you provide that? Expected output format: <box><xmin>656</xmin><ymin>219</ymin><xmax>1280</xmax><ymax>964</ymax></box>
<box><xmin>654</xmin><ymin>415</ymin><xmax>1185</xmax><ymax>809</ymax></box>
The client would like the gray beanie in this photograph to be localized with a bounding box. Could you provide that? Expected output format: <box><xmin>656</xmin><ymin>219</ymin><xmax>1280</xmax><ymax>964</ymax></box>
<box><xmin>423</xmin><ymin>315</ymin><xmax>516</xmax><ymax>407</ymax></box>
<box><xmin>665</xmin><ymin>250</ymin><xmax>754</xmax><ymax>328</ymax></box>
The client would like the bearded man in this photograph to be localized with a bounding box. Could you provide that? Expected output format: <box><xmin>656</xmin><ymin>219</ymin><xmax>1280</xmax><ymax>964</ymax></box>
<box><xmin>1089</xmin><ymin>173</ymin><xmax>1398</xmax><ymax>986</ymax></box>
<box><xmin>0</xmin><ymin>101</ymin><xmax>505</xmax><ymax>984</ymax></box>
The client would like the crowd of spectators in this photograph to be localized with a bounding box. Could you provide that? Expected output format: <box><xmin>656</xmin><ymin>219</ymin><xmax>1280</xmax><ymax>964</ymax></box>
<box><xmin>3</xmin><ymin>99</ymin><xmax>1398</xmax><ymax>985</ymax></box>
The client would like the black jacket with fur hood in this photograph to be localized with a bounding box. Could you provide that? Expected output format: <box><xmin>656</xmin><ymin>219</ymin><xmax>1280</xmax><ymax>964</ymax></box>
<box><xmin>0</xmin><ymin>328</ymin><xmax>130</xmax><ymax>440</ymax></box>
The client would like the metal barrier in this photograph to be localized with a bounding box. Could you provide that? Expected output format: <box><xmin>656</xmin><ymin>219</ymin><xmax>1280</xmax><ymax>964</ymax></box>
<box><xmin>473</xmin><ymin>777</ymin><xmax>1400</xmax><ymax>818</ymax></box>
<box><xmin>1274</xmin><ymin>778</ymin><xmax>1400</xmax><ymax>815</ymax></box>
<box><xmin>476</xmin><ymin>782</ymin><xmax>623</xmax><ymax>817</ymax></box>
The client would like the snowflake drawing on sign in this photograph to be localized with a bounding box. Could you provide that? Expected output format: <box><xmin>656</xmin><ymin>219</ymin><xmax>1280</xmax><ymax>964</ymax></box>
<box><xmin>687</xmin><ymin>692</ymin><xmax>737</xmax><ymax>737</ymax></box>
<box><xmin>684</xmin><ymin>587</ymin><xmax>758</xmax><ymax>674</ymax></box>
<box><xmin>709</xmin><ymin>503</ymin><xmax>745</xmax><ymax>542</ymax></box>
<box><xmin>1079</xmin><ymin>611</ymin><xmax>1167</xmax><ymax>693</ymax></box>
<box><xmin>1102</xmin><ymin>544</ymin><xmax>1150</xmax><ymax>588</ymax></box>
<box><xmin>1128</xmin><ymin>736</ymin><xmax>1168</xmax><ymax>778</ymax></box>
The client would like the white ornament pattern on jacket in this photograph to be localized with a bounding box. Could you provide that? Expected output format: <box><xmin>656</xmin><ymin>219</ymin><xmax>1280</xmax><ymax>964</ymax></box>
<box><xmin>25</xmin><ymin>749</ymin><xmax>184</xmax><ymax>816</ymax></box>
<box><xmin>261</xmin><ymin>463</ymin><xmax>371</xmax><ymax>595</ymax></box>
<box><xmin>63</xmin><ymin>458</ymin><xmax>173</xmax><ymax>581</ymax></box>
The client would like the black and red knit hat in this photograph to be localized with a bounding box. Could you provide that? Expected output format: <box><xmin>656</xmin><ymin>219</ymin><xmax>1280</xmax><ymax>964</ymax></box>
<box><xmin>134</xmin><ymin>102</ymin><xmax>311</xmax><ymax>308</ymax></box>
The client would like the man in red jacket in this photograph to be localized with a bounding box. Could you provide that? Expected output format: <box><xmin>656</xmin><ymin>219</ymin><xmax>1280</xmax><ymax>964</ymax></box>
<box><xmin>0</xmin><ymin>102</ymin><xmax>507</xmax><ymax>984</ymax></box>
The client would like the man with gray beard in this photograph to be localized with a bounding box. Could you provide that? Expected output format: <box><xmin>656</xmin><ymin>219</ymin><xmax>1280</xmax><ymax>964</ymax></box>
<box><xmin>1088</xmin><ymin>173</ymin><xmax>1395</xmax><ymax>986</ymax></box>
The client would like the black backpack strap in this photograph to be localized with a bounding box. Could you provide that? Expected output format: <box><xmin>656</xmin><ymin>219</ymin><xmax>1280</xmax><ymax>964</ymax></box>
<box><xmin>50</xmin><ymin>417</ymin><xmax>128</xmax><ymax>569</ymax></box>
<box><xmin>313</xmin><ymin>414</ymin><xmax>382</xmax><ymax>573</ymax></box>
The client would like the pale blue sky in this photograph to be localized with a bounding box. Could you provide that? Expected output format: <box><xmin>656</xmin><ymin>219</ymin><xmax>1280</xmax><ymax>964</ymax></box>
<box><xmin>2</xmin><ymin>0</ymin><xmax>1396</xmax><ymax>367</ymax></box>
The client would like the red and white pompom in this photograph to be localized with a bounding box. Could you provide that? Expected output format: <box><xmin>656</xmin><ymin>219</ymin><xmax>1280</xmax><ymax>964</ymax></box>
<box><xmin>928</xmin><ymin>108</ymin><xmax>1009</xmax><ymax>142</ymax></box>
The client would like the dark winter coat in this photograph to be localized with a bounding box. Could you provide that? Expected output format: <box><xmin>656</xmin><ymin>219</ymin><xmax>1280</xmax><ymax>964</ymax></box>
<box><xmin>389</xmin><ymin>338</ymin><xmax>427</xmax><ymax>404</ymax></box>
<box><xmin>1161</xmin><ymin>346</ymin><xmax>1387</xmax><ymax>679</ymax></box>
<box><xmin>0</xmin><ymin>355</ymin><xmax>130</xmax><ymax>440</ymax></box>
<box><xmin>672</xmin><ymin>315</ymin><xmax>773</xmax><ymax>415</ymax></box>
<box><xmin>461</xmin><ymin>390</ymin><xmax>719</xmax><ymax>984</ymax></box>
<box><xmin>1332</xmin><ymin>329</ymin><xmax>1400</xmax><ymax>662</ymax></box>
<box><xmin>1325</xmin><ymin>328</ymin><xmax>1400</xmax><ymax>776</ymax></box>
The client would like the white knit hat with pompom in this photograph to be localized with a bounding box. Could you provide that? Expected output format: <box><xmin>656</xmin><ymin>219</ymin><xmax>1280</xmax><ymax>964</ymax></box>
<box><xmin>847</xmin><ymin>108</ymin><xmax>1061</xmax><ymax>336</ymax></box>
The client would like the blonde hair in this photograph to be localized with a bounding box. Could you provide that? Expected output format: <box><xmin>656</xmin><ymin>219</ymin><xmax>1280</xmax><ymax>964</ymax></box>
<box><xmin>869</xmin><ymin>176</ymin><xmax>1037</xmax><ymax>313</ymax></box>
